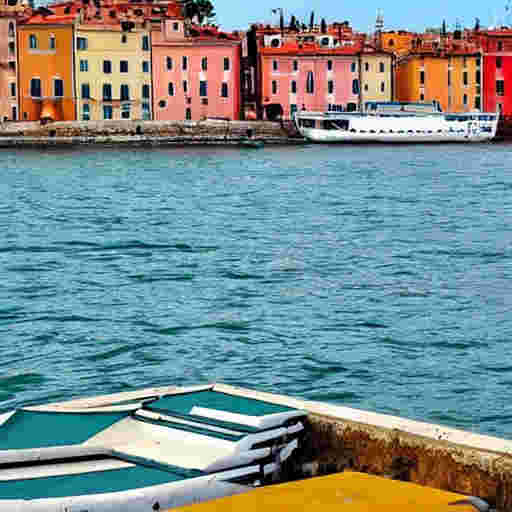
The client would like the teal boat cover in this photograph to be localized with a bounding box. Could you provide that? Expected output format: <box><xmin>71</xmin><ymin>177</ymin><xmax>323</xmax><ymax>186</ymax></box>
<box><xmin>0</xmin><ymin>410</ymin><xmax>129</xmax><ymax>450</ymax></box>
<box><xmin>0</xmin><ymin>461</ymin><xmax>203</xmax><ymax>499</ymax></box>
<box><xmin>145</xmin><ymin>390</ymin><xmax>297</xmax><ymax>433</ymax></box>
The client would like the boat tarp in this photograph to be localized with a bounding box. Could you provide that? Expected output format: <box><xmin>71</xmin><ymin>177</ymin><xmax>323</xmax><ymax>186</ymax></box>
<box><xmin>0</xmin><ymin>410</ymin><xmax>129</xmax><ymax>450</ymax></box>
<box><xmin>0</xmin><ymin>461</ymin><xmax>203</xmax><ymax>500</ymax></box>
<box><xmin>146</xmin><ymin>390</ymin><xmax>294</xmax><ymax>433</ymax></box>
<box><xmin>171</xmin><ymin>472</ymin><xmax>479</xmax><ymax>512</ymax></box>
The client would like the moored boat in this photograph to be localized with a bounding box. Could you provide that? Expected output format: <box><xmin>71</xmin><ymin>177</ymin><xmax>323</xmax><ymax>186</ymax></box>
<box><xmin>295</xmin><ymin>102</ymin><xmax>498</xmax><ymax>143</ymax></box>
<box><xmin>0</xmin><ymin>384</ymin><xmax>306</xmax><ymax>511</ymax></box>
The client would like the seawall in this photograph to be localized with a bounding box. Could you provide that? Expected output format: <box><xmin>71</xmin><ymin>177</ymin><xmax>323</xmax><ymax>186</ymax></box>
<box><xmin>213</xmin><ymin>384</ymin><xmax>512</xmax><ymax>511</ymax></box>
<box><xmin>0</xmin><ymin>119</ymin><xmax>304</xmax><ymax>147</ymax></box>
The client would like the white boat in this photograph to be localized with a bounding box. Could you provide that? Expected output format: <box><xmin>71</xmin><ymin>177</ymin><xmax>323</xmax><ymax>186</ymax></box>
<box><xmin>294</xmin><ymin>102</ymin><xmax>499</xmax><ymax>143</ymax></box>
<box><xmin>0</xmin><ymin>384</ymin><xmax>306</xmax><ymax>511</ymax></box>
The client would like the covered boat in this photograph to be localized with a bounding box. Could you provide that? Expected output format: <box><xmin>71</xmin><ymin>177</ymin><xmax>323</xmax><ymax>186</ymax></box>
<box><xmin>0</xmin><ymin>384</ymin><xmax>306</xmax><ymax>511</ymax></box>
<box><xmin>295</xmin><ymin>102</ymin><xmax>499</xmax><ymax>143</ymax></box>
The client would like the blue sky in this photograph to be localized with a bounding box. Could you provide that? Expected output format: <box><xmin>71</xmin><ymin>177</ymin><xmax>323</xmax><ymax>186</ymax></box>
<box><xmin>213</xmin><ymin>0</ymin><xmax>509</xmax><ymax>33</ymax></box>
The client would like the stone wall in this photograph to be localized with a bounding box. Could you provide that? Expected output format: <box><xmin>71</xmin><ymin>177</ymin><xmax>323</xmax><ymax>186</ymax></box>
<box><xmin>0</xmin><ymin>119</ymin><xmax>302</xmax><ymax>144</ymax></box>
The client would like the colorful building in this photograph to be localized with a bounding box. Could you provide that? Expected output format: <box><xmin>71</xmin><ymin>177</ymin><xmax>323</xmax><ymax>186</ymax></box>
<box><xmin>75</xmin><ymin>11</ymin><xmax>152</xmax><ymax>121</ymax></box>
<box><xmin>481</xmin><ymin>30</ymin><xmax>512</xmax><ymax>118</ymax></box>
<box><xmin>360</xmin><ymin>49</ymin><xmax>394</xmax><ymax>105</ymax></box>
<box><xmin>17</xmin><ymin>7</ymin><xmax>76</xmax><ymax>121</ymax></box>
<box><xmin>395</xmin><ymin>44</ymin><xmax>481</xmax><ymax>112</ymax></box>
<box><xmin>0</xmin><ymin>10</ymin><xmax>19</xmax><ymax>121</ymax></box>
<box><xmin>259</xmin><ymin>40</ymin><xmax>361</xmax><ymax>119</ymax></box>
<box><xmin>152</xmin><ymin>19</ymin><xmax>241</xmax><ymax>121</ymax></box>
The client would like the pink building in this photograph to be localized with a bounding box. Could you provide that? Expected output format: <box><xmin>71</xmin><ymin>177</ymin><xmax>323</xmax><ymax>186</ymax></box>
<box><xmin>259</xmin><ymin>40</ymin><xmax>361</xmax><ymax>120</ymax></box>
<box><xmin>152</xmin><ymin>19</ymin><xmax>242</xmax><ymax>121</ymax></box>
<box><xmin>0</xmin><ymin>11</ymin><xmax>19</xmax><ymax>121</ymax></box>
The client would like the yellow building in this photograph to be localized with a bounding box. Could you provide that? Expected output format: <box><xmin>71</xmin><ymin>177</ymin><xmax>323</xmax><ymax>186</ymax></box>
<box><xmin>395</xmin><ymin>52</ymin><xmax>482</xmax><ymax>112</ymax></box>
<box><xmin>75</xmin><ymin>23</ymin><xmax>152</xmax><ymax>121</ymax></box>
<box><xmin>360</xmin><ymin>51</ymin><xmax>394</xmax><ymax>105</ymax></box>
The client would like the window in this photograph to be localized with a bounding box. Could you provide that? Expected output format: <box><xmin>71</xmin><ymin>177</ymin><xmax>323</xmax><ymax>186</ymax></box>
<box><xmin>476</xmin><ymin>70</ymin><xmax>481</xmax><ymax>85</ymax></box>
<box><xmin>77</xmin><ymin>37</ymin><xmax>87</xmax><ymax>50</ymax></box>
<box><xmin>199</xmin><ymin>80</ymin><xmax>207</xmax><ymax>97</ymax></box>
<box><xmin>273</xmin><ymin>60</ymin><xmax>278</xmax><ymax>71</ymax></box>
<box><xmin>29</xmin><ymin>34</ymin><xmax>37</xmax><ymax>49</ymax></box>
<box><xmin>463</xmin><ymin>71</ymin><xmax>468</xmax><ymax>86</ymax></box>
<box><xmin>158</xmin><ymin>99</ymin><xmax>166</xmax><ymax>108</ymax></box>
<box><xmin>476</xmin><ymin>57</ymin><xmax>481</xmax><ymax>67</ymax></box>
<box><xmin>81</xmin><ymin>83</ymin><xmax>90</xmax><ymax>99</ymax></box>
<box><xmin>9</xmin><ymin>82</ymin><xmax>15</xmax><ymax>97</ymax></box>
<box><xmin>103</xmin><ymin>60</ymin><xmax>112</xmax><ymax>74</ymax></box>
<box><xmin>8</xmin><ymin>61</ymin><xmax>15</xmax><ymax>72</ymax></box>
<box><xmin>168</xmin><ymin>82</ymin><xmax>174</xmax><ymax>96</ymax></box>
<box><xmin>352</xmin><ymin>78</ymin><xmax>359</xmax><ymax>95</ymax></box>
<box><xmin>142</xmin><ymin>35</ymin><xmax>149</xmax><ymax>51</ymax></box>
<box><xmin>183</xmin><ymin>80</ymin><xmax>188</xmax><ymax>93</ymax></box>
<box><xmin>182</xmin><ymin>56</ymin><xmax>188</xmax><ymax>70</ymax></box>
<box><xmin>497</xmin><ymin>57</ymin><xmax>502</xmax><ymax>69</ymax></box>
<box><xmin>121</xmin><ymin>103</ymin><xmax>130</xmax><ymax>119</ymax></box>
<box><xmin>186</xmin><ymin>107</ymin><xmax>192</xmax><ymax>120</ymax></box>
<box><xmin>306</xmin><ymin>71</ymin><xmax>314</xmax><ymax>93</ymax></box>
<box><xmin>8</xmin><ymin>22</ymin><xmax>14</xmax><ymax>37</ymax></box>
<box><xmin>420</xmin><ymin>71</ymin><xmax>425</xmax><ymax>85</ymax></box>
<box><xmin>80</xmin><ymin>59</ymin><xmax>88</xmax><ymax>72</ymax></box>
<box><xmin>365</xmin><ymin>62</ymin><xmax>369</xmax><ymax>72</ymax></box>
<box><xmin>120</xmin><ymin>84</ymin><xmax>130</xmax><ymax>101</ymax></box>
<box><xmin>142</xmin><ymin>84</ymin><xmax>150</xmax><ymax>99</ymax></box>
<box><xmin>328</xmin><ymin>80</ymin><xmax>334</xmax><ymax>94</ymax></box>
<box><xmin>497</xmin><ymin>79</ymin><xmax>505</xmax><ymax>96</ymax></box>
<box><xmin>142</xmin><ymin>61</ymin><xmax>149</xmax><ymax>73</ymax></box>
<box><xmin>271</xmin><ymin>80</ymin><xmax>277</xmax><ymax>94</ymax></box>
<box><xmin>291</xmin><ymin>80</ymin><xmax>297</xmax><ymax>93</ymax></box>
<box><xmin>498</xmin><ymin>41</ymin><xmax>504</xmax><ymax>51</ymax></box>
<box><xmin>8</xmin><ymin>42</ymin><xmax>14</xmax><ymax>55</ymax></box>
<box><xmin>221</xmin><ymin>82</ymin><xmax>228</xmax><ymax>98</ymax></box>
<box><xmin>351</xmin><ymin>62</ymin><xmax>356</xmax><ymax>73</ymax></box>
<box><xmin>379</xmin><ymin>62</ymin><xmax>385</xmax><ymax>73</ymax></box>
<box><xmin>475</xmin><ymin>96</ymin><xmax>481</xmax><ymax>109</ymax></box>
<box><xmin>463</xmin><ymin>56</ymin><xmax>467</xmax><ymax>68</ymax></box>
<box><xmin>201</xmin><ymin>57</ymin><xmax>208</xmax><ymax>71</ymax></box>
<box><xmin>30</xmin><ymin>78</ymin><xmax>41</xmax><ymax>97</ymax></box>
<box><xmin>142</xmin><ymin>102</ymin><xmax>151</xmax><ymax>120</ymax></box>
<box><xmin>290</xmin><ymin>104</ymin><xmax>297</xmax><ymax>117</ymax></box>
<box><xmin>120</xmin><ymin>60</ymin><xmax>128</xmax><ymax>73</ymax></box>
<box><xmin>103</xmin><ymin>105</ymin><xmax>113</xmax><ymax>119</ymax></box>
<box><xmin>12</xmin><ymin>106</ymin><xmax>17</xmax><ymax>120</ymax></box>
<box><xmin>224</xmin><ymin>57</ymin><xmax>230</xmax><ymax>71</ymax></box>
<box><xmin>293</xmin><ymin>60</ymin><xmax>298</xmax><ymax>71</ymax></box>
<box><xmin>165</xmin><ymin>57</ymin><xmax>172</xmax><ymax>70</ymax></box>
<box><xmin>448</xmin><ymin>70</ymin><xmax>451</xmax><ymax>86</ymax></box>
<box><xmin>103</xmin><ymin>83</ymin><xmax>112</xmax><ymax>100</ymax></box>
<box><xmin>380</xmin><ymin>81</ymin><xmax>385</xmax><ymax>93</ymax></box>
<box><xmin>82</xmin><ymin>103</ymin><xmax>90</xmax><ymax>121</ymax></box>
<box><xmin>364</xmin><ymin>83</ymin><xmax>368</xmax><ymax>91</ymax></box>
<box><xmin>327</xmin><ymin>60</ymin><xmax>333</xmax><ymax>71</ymax></box>
<box><xmin>463</xmin><ymin>93</ymin><xmax>468</xmax><ymax>106</ymax></box>
<box><xmin>420</xmin><ymin>93</ymin><xmax>425</xmax><ymax>101</ymax></box>
<box><xmin>49</xmin><ymin>35</ymin><xmax>56</xmax><ymax>49</ymax></box>
<box><xmin>121</xmin><ymin>34</ymin><xmax>127</xmax><ymax>44</ymax></box>
<box><xmin>388</xmin><ymin>39</ymin><xmax>394</xmax><ymax>47</ymax></box>
<box><xmin>173</xmin><ymin>22</ymin><xmax>179</xmax><ymax>31</ymax></box>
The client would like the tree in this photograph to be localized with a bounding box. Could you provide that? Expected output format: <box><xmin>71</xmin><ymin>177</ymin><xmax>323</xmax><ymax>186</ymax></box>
<box><xmin>182</xmin><ymin>0</ymin><xmax>215</xmax><ymax>25</ymax></box>
<box><xmin>309</xmin><ymin>11</ymin><xmax>314</xmax><ymax>30</ymax></box>
<box><xmin>474</xmin><ymin>17</ymin><xmax>480</xmax><ymax>31</ymax></box>
<box><xmin>441</xmin><ymin>19</ymin><xmax>447</xmax><ymax>37</ymax></box>
<box><xmin>321</xmin><ymin>17</ymin><xmax>327</xmax><ymax>33</ymax></box>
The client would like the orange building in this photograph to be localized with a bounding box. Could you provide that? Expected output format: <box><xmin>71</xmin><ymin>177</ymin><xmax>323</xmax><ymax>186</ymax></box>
<box><xmin>17</xmin><ymin>9</ymin><xmax>76</xmax><ymax>121</ymax></box>
<box><xmin>395</xmin><ymin>48</ymin><xmax>481</xmax><ymax>112</ymax></box>
<box><xmin>380</xmin><ymin>31</ymin><xmax>416</xmax><ymax>55</ymax></box>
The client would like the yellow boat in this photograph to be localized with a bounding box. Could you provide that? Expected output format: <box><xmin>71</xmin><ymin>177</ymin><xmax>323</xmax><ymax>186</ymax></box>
<box><xmin>170</xmin><ymin>471</ymin><xmax>488</xmax><ymax>512</ymax></box>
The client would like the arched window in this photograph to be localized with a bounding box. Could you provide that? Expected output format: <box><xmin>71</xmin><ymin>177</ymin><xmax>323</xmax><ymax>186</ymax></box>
<box><xmin>142</xmin><ymin>84</ymin><xmax>150</xmax><ymax>99</ymax></box>
<box><xmin>8</xmin><ymin>22</ymin><xmax>14</xmax><ymax>37</ymax></box>
<box><xmin>49</xmin><ymin>34</ymin><xmax>56</xmax><ymax>49</ymax></box>
<box><xmin>168</xmin><ymin>82</ymin><xmax>174</xmax><ymax>96</ymax></box>
<box><xmin>29</xmin><ymin>34</ymin><xmax>37</xmax><ymax>49</ymax></box>
<box><xmin>388</xmin><ymin>39</ymin><xmax>394</xmax><ymax>47</ymax></box>
<box><xmin>352</xmin><ymin>79</ymin><xmax>360</xmax><ymax>95</ymax></box>
<box><xmin>306</xmin><ymin>71</ymin><xmax>314</xmax><ymax>93</ymax></box>
<box><xmin>166</xmin><ymin>56</ymin><xmax>172</xmax><ymax>70</ymax></box>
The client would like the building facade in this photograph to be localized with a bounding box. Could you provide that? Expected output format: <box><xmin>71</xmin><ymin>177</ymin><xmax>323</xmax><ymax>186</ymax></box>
<box><xmin>152</xmin><ymin>20</ymin><xmax>241</xmax><ymax>121</ymax></box>
<box><xmin>360</xmin><ymin>50</ymin><xmax>393</xmax><ymax>105</ymax></box>
<box><xmin>395</xmin><ymin>51</ymin><xmax>481</xmax><ymax>112</ymax></box>
<box><xmin>259</xmin><ymin>41</ymin><xmax>361</xmax><ymax>119</ymax></box>
<box><xmin>0</xmin><ymin>12</ymin><xmax>19</xmax><ymax>121</ymax></box>
<box><xmin>17</xmin><ymin>11</ymin><xmax>75</xmax><ymax>121</ymax></box>
<box><xmin>75</xmin><ymin>24</ymin><xmax>152</xmax><ymax>121</ymax></box>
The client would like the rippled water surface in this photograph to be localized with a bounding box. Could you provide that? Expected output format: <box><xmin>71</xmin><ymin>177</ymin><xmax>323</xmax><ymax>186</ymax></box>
<box><xmin>1</xmin><ymin>142</ymin><xmax>512</xmax><ymax>438</ymax></box>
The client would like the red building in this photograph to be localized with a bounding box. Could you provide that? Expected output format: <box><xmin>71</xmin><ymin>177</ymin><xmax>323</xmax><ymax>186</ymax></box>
<box><xmin>481</xmin><ymin>30</ymin><xmax>512</xmax><ymax>125</ymax></box>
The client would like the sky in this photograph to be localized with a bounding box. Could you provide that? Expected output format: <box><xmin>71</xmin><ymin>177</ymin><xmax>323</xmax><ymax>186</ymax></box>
<box><xmin>212</xmin><ymin>0</ymin><xmax>510</xmax><ymax>33</ymax></box>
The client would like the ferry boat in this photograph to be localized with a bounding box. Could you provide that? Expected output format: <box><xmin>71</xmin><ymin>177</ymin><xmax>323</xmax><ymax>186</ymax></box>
<box><xmin>294</xmin><ymin>102</ymin><xmax>499</xmax><ymax>143</ymax></box>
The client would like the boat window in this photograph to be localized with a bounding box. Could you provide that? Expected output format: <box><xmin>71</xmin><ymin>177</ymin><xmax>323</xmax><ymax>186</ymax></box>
<box><xmin>359</xmin><ymin>130</ymin><xmax>367</xmax><ymax>133</ymax></box>
<box><xmin>408</xmin><ymin>130</ymin><xmax>413</xmax><ymax>133</ymax></box>
<box><xmin>370</xmin><ymin>129</ymin><xmax>376</xmax><ymax>133</ymax></box>
<box><xmin>350</xmin><ymin>128</ymin><xmax>356</xmax><ymax>132</ymax></box>
<box><xmin>427</xmin><ymin>130</ymin><xmax>432</xmax><ymax>133</ymax></box>
<box><xmin>300</xmin><ymin>118</ymin><xmax>315</xmax><ymax>128</ymax></box>
<box><xmin>482</xmin><ymin>126</ymin><xmax>492</xmax><ymax>132</ymax></box>
<box><xmin>398</xmin><ymin>130</ymin><xmax>404</xmax><ymax>133</ymax></box>
<box><xmin>322</xmin><ymin>119</ymin><xmax>349</xmax><ymax>130</ymax></box>
<box><xmin>437</xmin><ymin>129</ymin><xmax>442</xmax><ymax>133</ymax></box>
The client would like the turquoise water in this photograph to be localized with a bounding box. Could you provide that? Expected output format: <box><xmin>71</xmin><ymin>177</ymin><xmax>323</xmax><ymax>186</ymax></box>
<box><xmin>1</xmin><ymin>143</ymin><xmax>512</xmax><ymax>438</ymax></box>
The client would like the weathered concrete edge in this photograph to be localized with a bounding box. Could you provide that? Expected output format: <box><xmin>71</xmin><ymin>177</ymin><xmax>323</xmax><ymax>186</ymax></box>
<box><xmin>0</xmin><ymin>136</ymin><xmax>306</xmax><ymax>147</ymax></box>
